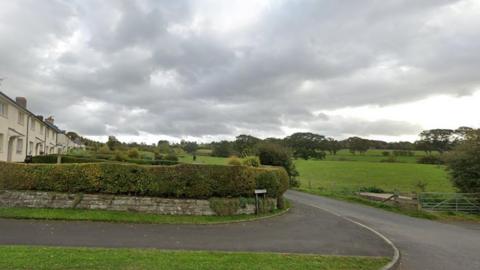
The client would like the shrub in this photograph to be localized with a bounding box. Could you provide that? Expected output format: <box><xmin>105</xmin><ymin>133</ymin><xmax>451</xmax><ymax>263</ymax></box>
<box><xmin>258</xmin><ymin>143</ymin><xmax>298</xmax><ymax>178</ymax></box>
<box><xmin>417</xmin><ymin>155</ymin><xmax>444</xmax><ymax>164</ymax></box>
<box><xmin>242</xmin><ymin>156</ymin><xmax>260</xmax><ymax>167</ymax></box>
<box><xmin>164</xmin><ymin>153</ymin><xmax>179</xmax><ymax>162</ymax></box>
<box><xmin>227</xmin><ymin>156</ymin><xmax>242</xmax><ymax>166</ymax></box>
<box><xmin>444</xmin><ymin>130</ymin><xmax>480</xmax><ymax>193</ymax></box>
<box><xmin>0</xmin><ymin>162</ymin><xmax>289</xmax><ymax>200</ymax></box>
<box><xmin>97</xmin><ymin>145</ymin><xmax>111</xmax><ymax>155</ymax></box>
<box><xmin>127</xmin><ymin>148</ymin><xmax>140</xmax><ymax>159</ymax></box>
<box><xmin>209</xmin><ymin>198</ymin><xmax>240</xmax><ymax>216</ymax></box>
<box><xmin>382</xmin><ymin>151</ymin><xmax>390</xmax><ymax>156</ymax></box>
<box><xmin>114</xmin><ymin>151</ymin><xmax>128</xmax><ymax>162</ymax></box>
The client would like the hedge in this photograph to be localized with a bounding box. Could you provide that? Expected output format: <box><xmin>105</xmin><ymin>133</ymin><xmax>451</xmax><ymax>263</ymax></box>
<box><xmin>31</xmin><ymin>155</ymin><xmax>107</xmax><ymax>164</ymax></box>
<box><xmin>31</xmin><ymin>155</ymin><xmax>178</xmax><ymax>166</ymax></box>
<box><xmin>0</xmin><ymin>162</ymin><xmax>289</xmax><ymax>199</ymax></box>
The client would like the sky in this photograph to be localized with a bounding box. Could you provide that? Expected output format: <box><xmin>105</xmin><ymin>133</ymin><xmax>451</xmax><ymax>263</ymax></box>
<box><xmin>0</xmin><ymin>0</ymin><xmax>479</xmax><ymax>144</ymax></box>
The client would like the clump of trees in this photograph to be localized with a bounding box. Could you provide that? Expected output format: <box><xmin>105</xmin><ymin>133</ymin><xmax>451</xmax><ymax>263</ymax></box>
<box><xmin>444</xmin><ymin>129</ymin><xmax>480</xmax><ymax>193</ymax></box>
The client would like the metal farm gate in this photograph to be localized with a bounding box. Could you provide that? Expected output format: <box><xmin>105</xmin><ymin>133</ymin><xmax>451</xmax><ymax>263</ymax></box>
<box><xmin>419</xmin><ymin>193</ymin><xmax>480</xmax><ymax>213</ymax></box>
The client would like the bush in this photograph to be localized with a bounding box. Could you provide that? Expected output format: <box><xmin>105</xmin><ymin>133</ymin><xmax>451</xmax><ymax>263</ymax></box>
<box><xmin>444</xmin><ymin>131</ymin><xmax>480</xmax><ymax>193</ymax></box>
<box><xmin>209</xmin><ymin>198</ymin><xmax>240</xmax><ymax>216</ymax></box>
<box><xmin>227</xmin><ymin>156</ymin><xmax>242</xmax><ymax>166</ymax></box>
<box><xmin>127</xmin><ymin>148</ymin><xmax>140</xmax><ymax>159</ymax></box>
<box><xmin>114</xmin><ymin>151</ymin><xmax>128</xmax><ymax>162</ymax></box>
<box><xmin>164</xmin><ymin>153</ymin><xmax>179</xmax><ymax>162</ymax></box>
<box><xmin>382</xmin><ymin>151</ymin><xmax>390</xmax><ymax>156</ymax></box>
<box><xmin>417</xmin><ymin>155</ymin><xmax>444</xmax><ymax>164</ymax></box>
<box><xmin>97</xmin><ymin>145</ymin><xmax>111</xmax><ymax>155</ymax></box>
<box><xmin>242</xmin><ymin>156</ymin><xmax>260</xmax><ymax>167</ymax></box>
<box><xmin>258</xmin><ymin>143</ymin><xmax>298</xmax><ymax>178</ymax></box>
<box><xmin>0</xmin><ymin>162</ymin><xmax>289</xmax><ymax>200</ymax></box>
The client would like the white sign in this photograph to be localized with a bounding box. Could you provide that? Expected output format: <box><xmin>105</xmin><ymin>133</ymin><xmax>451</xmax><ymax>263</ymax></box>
<box><xmin>255</xmin><ymin>189</ymin><xmax>267</xmax><ymax>194</ymax></box>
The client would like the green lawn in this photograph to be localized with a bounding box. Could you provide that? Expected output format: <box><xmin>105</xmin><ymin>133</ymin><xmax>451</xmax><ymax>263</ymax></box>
<box><xmin>0</xmin><ymin>207</ymin><xmax>286</xmax><ymax>225</ymax></box>
<box><xmin>295</xmin><ymin>160</ymin><xmax>453</xmax><ymax>193</ymax></box>
<box><xmin>0</xmin><ymin>246</ymin><xmax>390</xmax><ymax>270</ymax></box>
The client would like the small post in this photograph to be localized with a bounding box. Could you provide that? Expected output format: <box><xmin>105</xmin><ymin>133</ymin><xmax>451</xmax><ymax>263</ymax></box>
<box><xmin>254</xmin><ymin>189</ymin><xmax>267</xmax><ymax>215</ymax></box>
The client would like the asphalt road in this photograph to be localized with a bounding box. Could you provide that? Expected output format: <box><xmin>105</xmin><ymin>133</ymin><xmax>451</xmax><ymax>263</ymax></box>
<box><xmin>0</xmin><ymin>201</ymin><xmax>392</xmax><ymax>257</ymax></box>
<box><xmin>286</xmin><ymin>190</ymin><xmax>480</xmax><ymax>270</ymax></box>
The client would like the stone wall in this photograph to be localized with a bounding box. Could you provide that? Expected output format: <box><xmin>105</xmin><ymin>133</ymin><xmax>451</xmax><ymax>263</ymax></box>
<box><xmin>0</xmin><ymin>190</ymin><xmax>276</xmax><ymax>216</ymax></box>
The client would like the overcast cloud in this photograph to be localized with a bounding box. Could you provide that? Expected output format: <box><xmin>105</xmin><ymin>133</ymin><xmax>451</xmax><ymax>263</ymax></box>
<box><xmin>1</xmin><ymin>0</ymin><xmax>479</xmax><ymax>143</ymax></box>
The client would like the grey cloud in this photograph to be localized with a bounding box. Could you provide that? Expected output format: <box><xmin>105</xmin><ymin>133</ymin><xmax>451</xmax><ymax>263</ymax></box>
<box><xmin>0</xmin><ymin>0</ymin><xmax>478</xmax><ymax>142</ymax></box>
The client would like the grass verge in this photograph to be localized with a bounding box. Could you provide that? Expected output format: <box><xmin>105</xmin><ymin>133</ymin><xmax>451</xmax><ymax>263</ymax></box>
<box><xmin>0</xmin><ymin>246</ymin><xmax>390</xmax><ymax>270</ymax></box>
<box><xmin>296</xmin><ymin>188</ymin><xmax>480</xmax><ymax>222</ymax></box>
<box><xmin>0</xmin><ymin>206</ymin><xmax>289</xmax><ymax>225</ymax></box>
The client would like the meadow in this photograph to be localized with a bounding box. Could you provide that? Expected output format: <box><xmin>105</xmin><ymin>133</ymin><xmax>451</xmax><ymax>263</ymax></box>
<box><xmin>178</xmin><ymin>150</ymin><xmax>453</xmax><ymax>194</ymax></box>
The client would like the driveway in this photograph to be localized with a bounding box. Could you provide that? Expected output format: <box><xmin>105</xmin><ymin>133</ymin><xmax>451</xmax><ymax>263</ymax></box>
<box><xmin>0</xmin><ymin>201</ymin><xmax>392</xmax><ymax>258</ymax></box>
<box><xmin>286</xmin><ymin>190</ymin><xmax>480</xmax><ymax>270</ymax></box>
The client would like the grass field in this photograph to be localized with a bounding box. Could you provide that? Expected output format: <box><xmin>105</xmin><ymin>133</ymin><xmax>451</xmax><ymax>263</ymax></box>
<box><xmin>179</xmin><ymin>154</ymin><xmax>228</xmax><ymax>165</ymax></box>
<box><xmin>295</xmin><ymin>160</ymin><xmax>453</xmax><ymax>193</ymax></box>
<box><xmin>0</xmin><ymin>207</ymin><xmax>287</xmax><ymax>225</ymax></box>
<box><xmin>178</xmin><ymin>153</ymin><xmax>453</xmax><ymax>193</ymax></box>
<box><xmin>324</xmin><ymin>149</ymin><xmax>432</xmax><ymax>163</ymax></box>
<box><xmin>0</xmin><ymin>246</ymin><xmax>390</xmax><ymax>270</ymax></box>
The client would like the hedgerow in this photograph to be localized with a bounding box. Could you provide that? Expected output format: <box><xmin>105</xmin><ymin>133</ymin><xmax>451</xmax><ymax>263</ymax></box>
<box><xmin>0</xmin><ymin>162</ymin><xmax>288</xmax><ymax>199</ymax></box>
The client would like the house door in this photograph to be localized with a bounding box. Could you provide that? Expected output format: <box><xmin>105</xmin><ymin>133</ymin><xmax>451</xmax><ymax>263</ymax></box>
<box><xmin>35</xmin><ymin>143</ymin><xmax>41</xmax><ymax>155</ymax></box>
<box><xmin>7</xmin><ymin>137</ymin><xmax>15</xmax><ymax>162</ymax></box>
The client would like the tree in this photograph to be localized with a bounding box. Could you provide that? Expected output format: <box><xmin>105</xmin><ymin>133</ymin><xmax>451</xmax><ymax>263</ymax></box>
<box><xmin>157</xmin><ymin>140</ymin><xmax>171</xmax><ymax>154</ymax></box>
<box><xmin>325</xmin><ymin>137</ymin><xmax>341</xmax><ymax>155</ymax></box>
<box><xmin>211</xmin><ymin>141</ymin><xmax>234</xmax><ymax>157</ymax></box>
<box><xmin>106</xmin><ymin>136</ymin><xmax>121</xmax><ymax>151</ymax></box>
<box><xmin>181</xmin><ymin>140</ymin><xmax>198</xmax><ymax>154</ymax></box>
<box><xmin>234</xmin><ymin>134</ymin><xmax>261</xmax><ymax>157</ymax></box>
<box><xmin>445</xmin><ymin>129</ymin><xmax>480</xmax><ymax>193</ymax></box>
<box><xmin>416</xmin><ymin>129</ymin><xmax>455</xmax><ymax>154</ymax></box>
<box><xmin>346</xmin><ymin>137</ymin><xmax>370</xmax><ymax>154</ymax></box>
<box><xmin>284</xmin><ymin>132</ymin><xmax>327</xmax><ymax>160</ymax></box>
<box><xmin>257</xmin><ymin>143</ymin><xmax>298</xmax><ymax>179</ymax></box>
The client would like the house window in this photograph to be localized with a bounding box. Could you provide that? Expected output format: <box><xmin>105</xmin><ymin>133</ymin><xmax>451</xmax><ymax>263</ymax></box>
<box><xmin>16</xmin><ymin>138</ymin><xmax>23</xmax><ymax>154</ymax></box>
<box><xmin>31</xmin><ymin>120</ymin><xmax>36</xmax><ymax>131</ymax></box>
<box><xmin>0</xmin><ymin>134</ymin><xmax>4</xmax><ymax>153</ymax></box>
<box><xmin>0</xmin><ymin>102</ymin><xmax>7</xmax><ymax>117</ymax></box>
<box><xmin>29</xmin><ymin>141</ymin><xmax>33</xmax><ymax>155</ymax></box>
<box><xmin>18</xmin><ymin>111</ymin><xmax>25</xmax><ymax>125</ymax></box>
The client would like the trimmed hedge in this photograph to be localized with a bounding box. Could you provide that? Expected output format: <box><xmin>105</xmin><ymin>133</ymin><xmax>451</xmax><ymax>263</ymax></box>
<box><xmin>0</xmin><ymin>162</ymin><xmax>289</xmax><ymax>199</ymax></box>
<box><xmin>31</xmin><ymin>155</ymin><xmax>107</xmax><ymax>164</ymax></box>
<box><xmin>31</xmin><ymin>155</ymin><xmax>178</xmax><ymax>166</ymax></box>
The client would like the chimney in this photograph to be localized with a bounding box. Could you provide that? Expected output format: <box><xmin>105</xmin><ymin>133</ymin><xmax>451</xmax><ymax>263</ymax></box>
<box><xmin>46</xmin><ymin>116</ymin><xmax>55</xmax><ymax>125</ymax></box>
<box><xmin>15</xmin><ymin>97</ymin><xmax>27</xmax><ymax>108</ymax></box>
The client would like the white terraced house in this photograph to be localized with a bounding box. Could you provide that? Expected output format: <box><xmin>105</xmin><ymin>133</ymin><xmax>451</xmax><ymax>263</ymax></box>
<box><xmin>0</xmin><ymin>91</ymin><xmax>85</xmax><ymax>162</ymax></box>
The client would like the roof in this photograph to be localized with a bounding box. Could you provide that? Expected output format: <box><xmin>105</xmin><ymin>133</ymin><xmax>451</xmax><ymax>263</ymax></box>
<box><xmin>0</xmin><ymin>91</ymin><xmax>63</xmax><ymax>133</ymax></box>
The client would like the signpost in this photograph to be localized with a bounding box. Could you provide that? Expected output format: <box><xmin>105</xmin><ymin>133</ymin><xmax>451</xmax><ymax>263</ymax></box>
<box><xmin>254</xmin><ymin>189</ymin><xmax>267</xmax><ymax>215</ymax></box>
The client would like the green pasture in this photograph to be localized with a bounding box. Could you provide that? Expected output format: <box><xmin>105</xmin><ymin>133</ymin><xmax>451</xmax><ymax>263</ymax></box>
<box><xmin>324</xmin><ymin>149</ymin><xmax>433</xmax><ymax>163</ymax></box>
<box><xmin>295</xmin><ymin>160</ymin><xmax>453</xmax><ymax>193</ymax></box>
